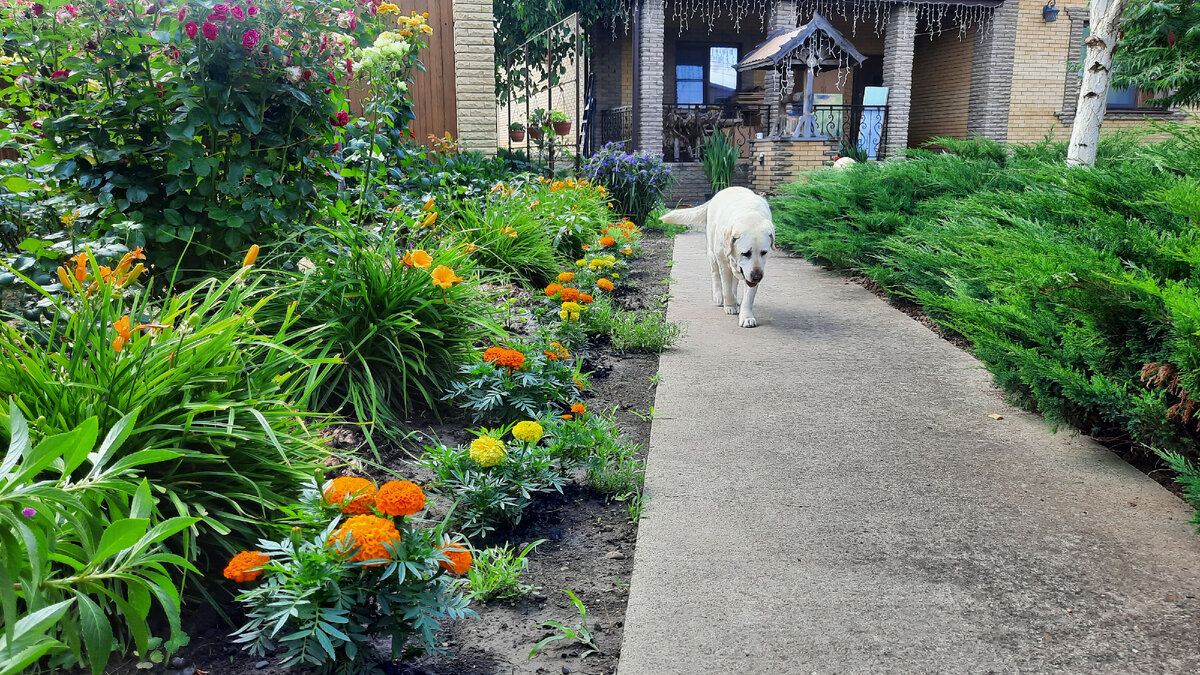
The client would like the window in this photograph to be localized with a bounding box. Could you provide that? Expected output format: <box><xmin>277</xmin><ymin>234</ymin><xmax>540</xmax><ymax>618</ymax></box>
<box><xmin>675</xmin><ymin>44</ymin><xmax>739</xmax><ymax>104</ymax></box>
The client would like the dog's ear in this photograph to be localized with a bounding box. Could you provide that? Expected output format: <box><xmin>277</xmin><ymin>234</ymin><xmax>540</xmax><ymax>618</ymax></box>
<box><xmin>727</xmin><ymin>233</ymin><xmax>739</xmax><ymax>260</ymax></box>
<box><xmin>770</xmin><ymin>232</ymin><xmax>777</xmax><ymax>251</ymax></box>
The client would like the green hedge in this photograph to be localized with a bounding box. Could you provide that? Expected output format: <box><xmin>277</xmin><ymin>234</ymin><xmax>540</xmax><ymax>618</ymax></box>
<box><xmin>772</xmin><ymin>126</ymin><xmax>1200</xmax><ymax>525</ymax></box>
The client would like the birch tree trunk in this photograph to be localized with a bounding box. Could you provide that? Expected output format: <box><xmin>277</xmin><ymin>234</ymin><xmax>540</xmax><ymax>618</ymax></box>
<box><xmin>1067</xmin><ymin>0</ymin><xmax>1127</xmax><ymax>167</ymax></box>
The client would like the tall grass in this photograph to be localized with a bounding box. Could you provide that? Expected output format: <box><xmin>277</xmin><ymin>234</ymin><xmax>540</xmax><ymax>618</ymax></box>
<box><xmin>772</xmin><ymin>126</ymin><xmax>1200</xmax><ymax>524</ymax></box>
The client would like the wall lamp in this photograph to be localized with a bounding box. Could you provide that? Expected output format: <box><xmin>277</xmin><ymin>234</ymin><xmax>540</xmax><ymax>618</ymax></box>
<box><xmin>1042</xmin><ymin>0</ymin><xmax>1060</xmax><ymax>22</ymax></box>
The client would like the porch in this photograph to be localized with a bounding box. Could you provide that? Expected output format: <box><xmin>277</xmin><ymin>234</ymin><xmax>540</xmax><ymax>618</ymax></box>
<box><xmin>588</xmin><ymin>0</ymin><xmax>1008</xmax><ymax>198</ymax></box>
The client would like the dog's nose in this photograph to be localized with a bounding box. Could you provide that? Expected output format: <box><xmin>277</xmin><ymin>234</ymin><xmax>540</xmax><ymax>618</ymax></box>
<box><xmin>750</xmin><ymin>269</ymin><xmax>763</xmax><ymax>283</ymax></box>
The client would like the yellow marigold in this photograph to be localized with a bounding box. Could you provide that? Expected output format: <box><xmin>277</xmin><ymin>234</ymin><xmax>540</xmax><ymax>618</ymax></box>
<box><xmin>403</xmin><ymin>249</ymin><xmax>433</xmax><ymax>269</ymax></box>
<box><xmin>512</xmin><ymin>421</ymin><xmax>543</xmax><ymax>443</ymax></box>
<box><xmin>431</xmin><ymin>265</ymin><xmax>462</xmax><ymax>290</ymax></box>
<box><xmin>599</xmin><ymin>236</ymin><xmax>617</xmax><ymax>247</ymax></box>
<box><xmin>376</xmin><ymin>480</ymin><xmax>426</xmax><ymax>517</ymax></box>
<box><xmin>438</xmin><ymin>541</ymin><xmax>472</xmax><ymax>575</ymax></box>
<box><xmin>469</xmin><ymin>436</ymin><xmax>506</xmax><ymax>468</ymax></box>
<box><xmin>323</xmin><ymin>476</ymin><xmax>377</xmax><ymax>514</ymax></box>
<box><xmin>571</xmin><ymin>403</ymin><xmax>586</xmax><ymax>414</ymax></box>
<box><xmin>378</xmin><ymin>2</ymin><xmax>400</xmax><ymax>14</ymax></box>
<box><xmin>557</xmin><ymin>272</ymin><xmax>575</xmax><ymax>283</ymax></box>
<box><xmin>597</xmin><ymin>278</ymin><xmax>614</xmax><ymax>292</ymax></box>
<box><xmin>575</xmin><ymin>259</ymin><xmax>586</xmax><ymax>266</ymax></box>
<box><xmin>329</xmin><ymin>515</ymin><xmax>401</xmax><ymax>565</ymax></box>
<box><xmin>223</xmin><ymin>550</ymin><xmax>269</xmax><ymax>583</ymax></box>
<box><xmin>559</xmin><ymin>301</ymin><xmax>583</xmax><ymax>321</ymax></box>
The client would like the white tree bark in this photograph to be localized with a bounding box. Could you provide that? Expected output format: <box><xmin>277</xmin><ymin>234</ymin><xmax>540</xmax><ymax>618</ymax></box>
<box><xmin>1067</xmin><ymin>0</ymin><xmax>1127</xmax><ymax>167</ymax></box>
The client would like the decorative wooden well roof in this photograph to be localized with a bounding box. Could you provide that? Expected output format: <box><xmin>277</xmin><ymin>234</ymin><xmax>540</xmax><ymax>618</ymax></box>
<box><xmin>735</xmin><ymin>14</ymin><xmax>867</xmax><ymax>72</ymax></box>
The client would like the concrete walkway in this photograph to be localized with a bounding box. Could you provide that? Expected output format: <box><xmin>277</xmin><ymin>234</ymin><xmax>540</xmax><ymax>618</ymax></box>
<box><xmin>618</xmin><ymin>232</ymin><xmax>1200</xmax><ymax>674</ymax></box>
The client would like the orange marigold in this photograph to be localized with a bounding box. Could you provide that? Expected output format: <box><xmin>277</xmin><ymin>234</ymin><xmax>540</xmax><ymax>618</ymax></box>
<box><xmin>223</xmin><ymin>550</ymin><xmax>269</xmax><ymax>583</ymax></box>
<box><xmin>544</xmin><ymin>283</ymin><xmax>564</xmax><ymax>297</ymax></box>
<box><xmin>560</xmin><ymin>414</ymin><xmax>573</xmax><ymax>420</ymax></box>
<box><xmin>438</xmin><ymin>541</ymin><xmax>472</xmax><ymax>575</ymax></box>
<box><xmin>484</xmin><ymin>347</ymin><xmax>525</xmax><ymax>370</ymax></box>
<box><xmin>579</xmin><ymin>293</ymin><xmax>594</xmax><ymax>304</ymax></box>
<box><xmin>599</xmin><ymin>236</ymin><xmax>617</xmax><ymax>247</ymax></box>
<box><xmin>596</xmin><ymin>278</ymin><xmax>614</xmax><ymax>292</ymax></box>
<box><xmin>559</xmin><ymin>287</ymin><xmax>580</xmax><ymax>303</ymax></box>
<box><xmin>571</xmin><ymin>403</ymin><xmax>586</xmax><ymax>414</ymax></box>
<box><xmin>330</xmin><ymin>515</ymin><xmax>402</xmax><ymax>565</ymax></box>
<box><xmin>324</xmin><ymin>476</ymin><xmax>377</xmax><ymax>514</ymax></box>
<box><xmin>376</xmin><ymin>480</ymin><xmax>426</xmax><ymax>517</ymax></box>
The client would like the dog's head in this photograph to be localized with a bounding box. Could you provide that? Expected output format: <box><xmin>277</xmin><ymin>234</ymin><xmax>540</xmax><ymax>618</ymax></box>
<box><xmin>726</xmin><ymin>223</ymin><xmax>774</xmax><ymax>288</ymax></box>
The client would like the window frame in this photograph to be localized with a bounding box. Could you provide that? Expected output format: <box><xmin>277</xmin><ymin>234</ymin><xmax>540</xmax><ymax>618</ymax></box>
<box><xmin>673</xmin><ymin>41</ymin><xmax>741</xmax><ymax>106</ymax></box>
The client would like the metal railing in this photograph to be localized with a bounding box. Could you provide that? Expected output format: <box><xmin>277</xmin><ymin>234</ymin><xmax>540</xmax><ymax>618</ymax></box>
<box><xmin>599</xmin><ymin>102</ymin><xmax>890</xmax><ymax>162</ymax></box>
<box><xmin>596</xmin><ymin>106</ymin><xmax>634</xmax><ymax>151</ymax></box>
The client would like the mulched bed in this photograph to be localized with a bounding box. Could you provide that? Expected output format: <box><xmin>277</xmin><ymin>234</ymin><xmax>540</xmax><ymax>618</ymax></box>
<box><xmin>155</xmin><ymin>232</ymin><xmax>676</xmax><ymax>675</ymax></box>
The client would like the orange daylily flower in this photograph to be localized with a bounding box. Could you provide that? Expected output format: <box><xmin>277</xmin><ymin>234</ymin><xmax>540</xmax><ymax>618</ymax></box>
<box><xmin>71</xmin><ymin>253</ymin><xmax>88</xmax><ymax>283</ymax></box>
<box><xmin>112</xmin><ymin>316</ymin><xmax>133</xmax><ymax>352</ymax></box>
<box><xmin>403</xmin><ymin>249</ymin><xmax>433</xmax><ymax>269</ymax></box>
<box><xmin>430</xmin><ymin>265</ymin><xmax>462</xmax><ymax>290</ymax></box>
<box><xmin>242</xmin><ymin>244</ymin><xmax>260</xmax><ymax>267</ymax></box>
<box><xmin>421</xmin><ymin>211</ymin><xmax>438</xmax><ymax>227</ymax></box>
<box><xmin>422</xmin><ymin>198</ymin><xmax>435</xmax><ymax>212</ymax></box>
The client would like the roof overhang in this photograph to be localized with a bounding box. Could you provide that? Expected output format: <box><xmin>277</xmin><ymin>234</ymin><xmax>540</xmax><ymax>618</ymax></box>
<box><xmin>736</xmin><ymin>14</ymin><xmax>867</xmax><ymax>72</ymax></box>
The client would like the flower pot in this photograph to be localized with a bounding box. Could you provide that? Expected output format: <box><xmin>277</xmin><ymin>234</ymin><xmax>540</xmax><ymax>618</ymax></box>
<box><xmin>509</xmin><ymin>129</ymin><xmax>525</xmax><ymax>142</ymax></box>
<box><xmin>528</xmin><ymin>127</ymin><xmax>545</xmax><ymax>140</ymax></box>
<box><xmin>552</xmin><ymin>121</ymin><xmax>572</xmax><ymax>135</ymax></box>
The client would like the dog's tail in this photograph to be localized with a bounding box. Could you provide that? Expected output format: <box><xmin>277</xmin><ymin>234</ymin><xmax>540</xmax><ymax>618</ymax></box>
<box><xmin>659</xmin><ymin>202</ymin><xmax>709</xmax><ymax>228</ymax></box>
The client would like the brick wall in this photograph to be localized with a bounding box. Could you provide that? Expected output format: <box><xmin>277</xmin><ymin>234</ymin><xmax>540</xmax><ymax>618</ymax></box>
<box><xmin>881</xmin><ymin>4</ymin><xmax>917</xmax><ymax>156</ymax></box>
<box><xmin>967</xmin><ymin>1</ymin><xmax>1018</xmax><ymax>140</ymax></box>
<box><xmin>452</xmin><ymin>0</ymin><xmax>497</xmax><ymax>155</ymax></box>
<box><xmin>664</xmin><ymin>162</ymin><xmax>754</xmax><ymax>205</ymax></box>
<box><xmin>749</xmin><ymin>138</ymin><xmax>836</xmax><ymax>194</ymax></box>
<box><xmin>909</xmin><ymin>28</ymin><xmax>975</xmax><ymax>147</ymax></box>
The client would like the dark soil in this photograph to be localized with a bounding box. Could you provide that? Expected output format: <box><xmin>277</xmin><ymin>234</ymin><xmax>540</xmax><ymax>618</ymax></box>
<box><xmin>154</xmin><ymin>232</ymin><xmax>677</xmax><ymax>675</ymax></box>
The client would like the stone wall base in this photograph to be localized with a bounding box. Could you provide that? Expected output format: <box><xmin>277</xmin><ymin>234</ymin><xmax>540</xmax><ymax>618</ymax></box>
<box><xmin>749</xmin><ymin>139</ymin><xmax>839</xmax><ymax>194</ymax></box>
<box><xmin>664</xmin><ymin>163</ymin><xmax>753</xmax><ymax>206</ymax></box>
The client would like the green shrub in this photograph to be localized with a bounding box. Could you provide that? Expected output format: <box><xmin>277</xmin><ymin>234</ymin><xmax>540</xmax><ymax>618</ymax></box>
<box><xmin>772</xmin><ymin>128</ymin><xmax>1200</xmax><ymax>523</ymax></box>
<box><xmin>583</xmin><ymin>295</ymin><xmax>682</xmax><ymax>353</ymax></box>
<box><xmin>450</xmin><ymin>202</ymin><xmax>559</xmax><ymax>287</ymax></box>
<box><xmin>541</xmin><ymin>411</ymin><xmax>622</xmax><ymax>468</ymax></box>
<box><xmin>419</xmin><ymin>426</ymin><xmax>567</xmax><ymax>538</ymax></box>
<box><xmin>0</xmin><ymin>405</ymin><xmax>198</xmax><ymax>675</ymax></box>
<box><xmin>228</xmin><ymin>481</ymin><xmax>473</xmax><ymax>670</ymax></box>
<box><xmin>515</xmin><ymin>178</ymin><xmax>610</xmax><ymax>256</ymax></box>
<box><xmin>274</xmin><ymin>224</ymin><xmax>501</xmax><ymax>432</ymax></box>
<box><xmin>0</xmin><ymin>250</ymin><xmax>330</xmax><ymax>558</ymax></box>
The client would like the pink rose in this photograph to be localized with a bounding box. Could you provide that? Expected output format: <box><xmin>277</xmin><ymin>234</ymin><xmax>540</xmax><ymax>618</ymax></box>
<box><xmin>185</xmin><ymin>21</ymin><xmax>198</xmax><ymax>39</ymax></box>
<box><xmin>247</xmin><ymin>5</ymin><xmax>258</xmax><ymax>16</ymax></box>
<box><xmin>230</xmin><ymin>5</ymin><xmax>244</xmax><ymax>20</ymax></box>
<box><xmin>177</xmin><ymin>6</ymin><xmax>185</xmax><ymax>21</ymax></box>
<box><xmin>345</xmin><ymin>57</ymin><xmax>353</xmax><ymax>78</ymax></box>
<box><xmin>50</xmin><ymin>69</ymin><xmax>69</xmax><ymax>81</ymax></box>
<box><xmin>331</xmin><ymin>111</ymin><xmax>349</xmax><ymax>127</ymax></box>
<box><xmin>31</xmin><ymin>3</ymin><xmax>44</xmax><ymax>16</ymax></box>
<box><xmin>241</xmin><ymin>29</ymin><xmax>259</xmax><ymax>50</ymax></box>
<box><xmin>302</xmin><ymin>69</ymin><xmax>312</xmax><ymax>80</ymax></box>
<box><xmin>202</xmin><ymin>21</ymin><xmax>218</xmax><ymax>39</ymax></box>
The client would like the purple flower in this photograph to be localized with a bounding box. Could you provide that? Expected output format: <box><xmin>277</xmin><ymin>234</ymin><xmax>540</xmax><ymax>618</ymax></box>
<box><xmin>21</xmin><ymin>507</ymin><xmax>36</xmax><ymax>518</ymax></box>
<box><xmin>202</xmin><ymin>21</ymin><xmax>219</xmax><ymax>40</ymax></box>
<box><xmin>242</xmin><ymin>28</ymin><xmax>260</xmax><ymax>50</ymax></box>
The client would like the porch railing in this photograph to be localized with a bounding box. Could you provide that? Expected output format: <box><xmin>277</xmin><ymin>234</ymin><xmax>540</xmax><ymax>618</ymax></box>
<box><xmin>594</xmin><ymin>103</ymin><xmax>889</xmax><ymax>162</ymax></box>
<box><xmin>596</xmin><ymin>106</ymin><xmax>634</xmax><ymax>150</ymax></box>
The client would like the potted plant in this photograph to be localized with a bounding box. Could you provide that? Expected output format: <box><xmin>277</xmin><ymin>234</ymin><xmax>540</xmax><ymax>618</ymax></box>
<box><xmin>549</xmin><ymin>110</ymin><xmax>572</xmax><ymax>135</ymax></box>
<box><xmin>509</xmin><ymin>122</ymin><xmax>526</xmax><ymax>142</ymax></box>
<box><xmin>527</xmin><ymin>109</ymin><xmax>549</xmax><ymax>140</ymax></box>
<box><xmin>700</xmin><ymin>129</ymin><xmax>738</xmax><ymax>198</ymax></box>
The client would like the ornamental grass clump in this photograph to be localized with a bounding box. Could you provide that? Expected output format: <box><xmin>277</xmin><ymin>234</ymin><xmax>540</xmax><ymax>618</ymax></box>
<box><xmin>420</xmin><ymin>426</ymin><xmax>568</xmax><ymax>538</ymax></box>
<box><xmin>444</xmin><ymin>339</ymin><xmax>584</xmax><ymax>422</ymax></box>
<box><xmin>228</xmin><ymin>480</ymin><xmax>473</xmax><ymax>670</ymax></box>
<box><xmin>0</xmin><ymin>247</ymin><xmax>332</xmax><ymax>562</ymax></box>
<box><xmin>268</xmin><ymin>222</ymin><xmax>501</xmax><ymax>437</ymax></box>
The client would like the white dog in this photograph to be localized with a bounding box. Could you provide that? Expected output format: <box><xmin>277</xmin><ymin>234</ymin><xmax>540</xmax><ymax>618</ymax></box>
<box><xmin>660</xmin><ymin>186</ymin><xmax>774</xmax><ymax>328</ymax></box>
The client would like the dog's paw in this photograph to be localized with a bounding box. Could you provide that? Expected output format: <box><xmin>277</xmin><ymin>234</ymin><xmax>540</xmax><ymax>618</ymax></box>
<box><xmin>739</xmin><ymin>315</ymin><xmax>758</xmax><ymax>328</ymax></box>
<box><xmin>724</xmin><ymin>304</ymin><xmax>739</xmax><ymax>315</ymax></box>
<box><xmin>714</xmin><ymin>296</ymin><xmax>724</xmax><ymax>307</ymax></box>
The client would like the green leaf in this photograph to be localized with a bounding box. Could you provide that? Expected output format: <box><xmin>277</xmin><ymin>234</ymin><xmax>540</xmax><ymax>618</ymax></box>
<box><xmin>127</xmin><ymin>186</ymin><xmax>149</xmax><ymax>204</ymax></box>
<box><xmin>0</xmin><ymin>402</ymin><xmax>30</xmax><ymax>478</ymax></box>
<box><xmin>93</xmin><ymin>518</ymin><xmax>149</xmax><ymax>564</ymax></box>
<box><xmin>130</xmin><ymin>480</ymin><xmax>153</xmax><ymax>520</ymax></box>
<box><xmin>76</xmin><ymin>592</ymin><xmax>114</xmax><ymax>675</ymax></box>
<box><xmin>1</xmin><ymin>176</ymin><xmax>33</xmax><ymax>192</ymax></box>
<box><xmin>150</xmin><ymin>30</ymin><xmax>172</xmax><ymax>43</ymax></box>
<box><xmin>61</xmin><ymin>416</ymin><xmax>100</xmax><ymax>475</ymax></box>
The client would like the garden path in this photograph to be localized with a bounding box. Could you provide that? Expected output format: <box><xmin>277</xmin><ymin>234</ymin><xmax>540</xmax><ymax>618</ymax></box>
<box><xmin>617</xmin><ymin>231</ymin><xmax>1200</xmax><ymax>673</ymax></box>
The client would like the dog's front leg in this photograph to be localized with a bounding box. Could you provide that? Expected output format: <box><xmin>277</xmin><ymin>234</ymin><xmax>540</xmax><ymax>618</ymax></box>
<box><xmin>708</xmin><ymin>254</ymin><xmax>723</xmax><ymax>306</ymax></box>
<box><xmin>720</xmin><ymin>262</ymin><xmax>739</xmax><ymax>314</ymax></box>
<box><xmin>738</xmin><ymin>283</ymin><xmax>758</xmax><ymax>327</ymax></box>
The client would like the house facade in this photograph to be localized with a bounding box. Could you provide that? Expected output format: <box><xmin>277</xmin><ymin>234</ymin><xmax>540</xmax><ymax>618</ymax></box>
<box><xmin>586</xmin><ymin>0</ymin><xmax>1193</xmax><ymax>199</ymax></box>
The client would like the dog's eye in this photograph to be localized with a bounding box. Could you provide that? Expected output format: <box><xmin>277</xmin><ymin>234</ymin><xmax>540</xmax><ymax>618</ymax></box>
<box><xmin>761</xmin><ymin>251</ymin><xmax>768</xmax><ymax>256</ymax></box>
<box><xmin>742</xmin><ymin>251</ymin><xmax>751</xmax><ymax>258</ymax></box>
